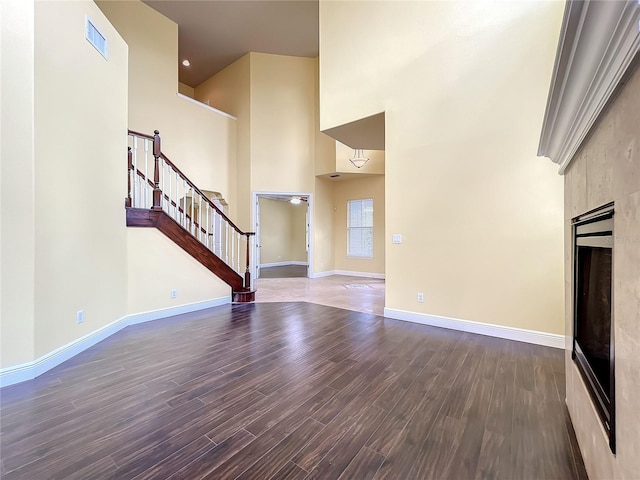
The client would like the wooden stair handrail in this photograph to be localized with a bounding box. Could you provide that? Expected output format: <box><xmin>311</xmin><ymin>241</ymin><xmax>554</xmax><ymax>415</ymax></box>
<box><xmin>127</xmin><ymin>129</ymin><xmax>254</xmax><ymax>238</ymax></box>
<box><xmin>160</xmin><ymin>152</ymin><xmax>253</xmax><ymax>238</ymax></box>
<box><xmin>132</xmin><ymin>167</ymin><xmax>205</xmax><ymax>230</ymax></box>
<box><xmin>127</xmin><ymin>129</ymin><xmax>256</xmax><ymax>295</ymax></box>
<box><xmin>127</xmin><ymin>129</ymin><xmax>155</xmax><ymax>141</ymax></box>
<box><xmin>130</xmin><ymin>163</ymin><xmax>243</xmax><ymax>243</ymax></box>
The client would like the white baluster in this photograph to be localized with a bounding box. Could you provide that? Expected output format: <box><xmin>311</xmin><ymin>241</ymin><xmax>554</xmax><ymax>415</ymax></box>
<box><xmin>225</xmin><ymin>223</ymin><xmax>229</xmax><ymax>266</ymax></box>
<box><xmin>144</xmin><ymin>138</ymin><xmax>149</xmax><ymax>208</ymax></box>
<box><xmin>175</xmin><ymin>171</ymin><xmax>180</xmax><ymax>222</ymax></box>
<box><xmin>132</xmin><ymin>136</ymin><xmax>138</xmax><ymax>207</ymax></box>
<box><xmin>183</xmin><ymin>180</ymin><xmax>188</xmax><ymax>228</ymax></box>
<box><xmin>215</xmin><ymin>211</ymin><xmax>220</xmax><ymax>256</ymax></box>
<box><xmin>212</xmin><ymin>210</ymin><xmax>216</xmax><ymax>253</ymax></box>
<box><xmin>250</xmin><ymin>235</ymin><xmax>254</xmax><ymax>290</ymax></box>
<box><xmin>192</xmin><ymin>193</ymin><xmax>196</xmax><ymax>234</ymax></box>
<box><xmin>161</xmin><ymin>157</ymin><xmax>165</xmax><ymax>211</ymax></box>
<box><xmin>249</xmin><ymin>235</ymin><xmax>253</xmax><ymax>290</ymax></box>
<box><xmin>211</xmin><ymin>210</ymin><xmax>216</xmax><ymax>253</ymax></box>
<box><xmin>178</xmin><ymin>177</ymin><xmax>182</xmax><ymax>225</ymax></box>
<box><xmin>168</xmin><ymin>167</ymin><xmax>172</xmax><ymax>217</ymax></box>
<box><xmin>206</xmin><ymin>203</ymin><xmax>210</xmax><ymax>250</ymax></box>
<box><xmin>198</xmin><ymin>195</ymin><xmax>202</xmax><ymax>242</ymax></box>
<box><xmin>237</xmin><ymin>232</ymin><xmax>241</xmax><ymax>274</ymax></box>
<box><xmin>231</xmin><ymin>225</ymin><xmax>235</xmax><ymax>269</ymax></box>
<box><xmin>190</xmin><ymin>187</ymin><xmax>194</xmax><ymax>235</ymax></box>
<box><xmin>215</xmin><ymin>213</ymin><xmax>218</xmax><ymax>252</ymax></box>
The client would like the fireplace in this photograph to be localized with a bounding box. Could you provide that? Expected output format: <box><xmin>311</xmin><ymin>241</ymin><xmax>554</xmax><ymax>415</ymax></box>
<box><xmin>572</xmin><ymin>203</ymin><xmax>615</xmax><ymax>453</ymax></box>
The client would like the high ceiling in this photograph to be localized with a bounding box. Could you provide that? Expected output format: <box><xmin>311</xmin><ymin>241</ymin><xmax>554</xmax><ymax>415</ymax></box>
<box><xmin>143</xmin><ymin>0</ymin><xmax>319</xmax><ymax>87</ymax></box>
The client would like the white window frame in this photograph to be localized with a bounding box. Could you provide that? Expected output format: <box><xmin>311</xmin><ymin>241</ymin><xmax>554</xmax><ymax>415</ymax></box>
<box><xmin>347</xmin><ymin>198</ymin><xmax>374</xmax><ymax>258</ymax></box>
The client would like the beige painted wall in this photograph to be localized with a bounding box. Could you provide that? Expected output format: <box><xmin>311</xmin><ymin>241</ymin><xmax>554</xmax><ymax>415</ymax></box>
<box><xmin>178</xmin><ymin>82</ymin><xmax>194</xmax><ymax>98</ymax></box>
<box><xmin>195</xmin><ymin>54</ymin><xmax>251</xmax><ymax>230</ymax></box>
<box><xmin>250</xmin><ymin>54</ymin><xmax>316</xmax><ymax>194</ymax></box>
<box><xmin>290</xmin><ymin>202</ymin><xmax>308</xmax><ymax>263</ymax></box>
<box><xmin>315</xmin><ymin>135</ymin><xmax>337</xmax><ymax>176</ymax></box>
<box><xmin>97</xmin><ymin>0</ymin><xmax>237</xmax><ymax>214</ymax></box>
<box><xmin>127</xmin><ymin>229</ymin><xmax>230</xmax><ymax>313</ymax></box>
<box><xmin>316</xmin><ymin>139</ymin><xmax>385</xmax><ymax>176</ymax></box>
<box><xmin>196</xmin><ymin>54</ymin><xmax>321</xmax><ymax>276</ymax></box>
<box><xmin>260</xmin><ymin>198</ymin><xmax>293</xmax><ymax>264</ymax></box>
<box><xmin>563</xmin><ymin>64</ymin><xmax>640</xmax><ymax>480</ymax></box>
<box><xmin>314</xmin><ymin>58</ymin><xmax>338</xmax><ymax>178</ymax></box>
<box><xmin>333</xmin><ymin>176</ymin><xmax>385</xmax><ymax>274</ymax></box>
<box><xmin>196</xmin><ymin>54</ymin><xmax>316</xmax><ymax>220</ymax></box>
<box><xmin>258</xmin><ymin>198</ymin><xmax>307</xmax><ymax>265</ymax></box>
<box><xmin>313</xmin><ymin>178</ymin><xmax>336</xmax><ymax>274</ymax></box>
<box><xmin>97</xmin><ymin>0</ymin><xmax>233</xmax><ymax>309</ymax></box>
<box><xmin>1</xmin><ymin>0</ymin><xmax>36</xmax><ymax>368</ymax></box>
<box><xmin>320</xmin><ymin>0</ymin><xmax>565</xmax><ymax>334</ymax></box>
<box><xmin>335</xmin><ymin>142</ymin><xmax>385</xmax><ymax>175</ymax></box>
<box><xmin>313</xmin><ymin>60</ymin><xmax>338</xmax><ymax>275</ymax></box>
<box><xmin>32</xmin><ymin>0</ymin><xmax>129</xmax><ymax>358</ymax></box>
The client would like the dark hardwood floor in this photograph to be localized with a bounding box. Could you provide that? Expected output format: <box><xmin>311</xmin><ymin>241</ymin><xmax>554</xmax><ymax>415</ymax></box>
<box><xmin>0</xmin><ymin>302</ymin><xmax>587</xmax><ymax>480</ymax></box>
<box><xmin>259</xmin><ymin>265</ymin><xmax>308</xmax><ymax>278</ymax></box>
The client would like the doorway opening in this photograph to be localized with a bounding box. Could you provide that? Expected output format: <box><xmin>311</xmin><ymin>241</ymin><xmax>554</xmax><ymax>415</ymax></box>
<box><xmin>252</xmin><ymin>191</ymin><xmax>312</xmax><ymax>279</ymax></box>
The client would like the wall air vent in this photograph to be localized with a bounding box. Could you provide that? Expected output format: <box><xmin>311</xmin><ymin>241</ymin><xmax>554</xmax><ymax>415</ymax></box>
<box><xmin>85</xmin><ymin>16</ymin><xmax>108</xmax><ymax>60</ymax></box>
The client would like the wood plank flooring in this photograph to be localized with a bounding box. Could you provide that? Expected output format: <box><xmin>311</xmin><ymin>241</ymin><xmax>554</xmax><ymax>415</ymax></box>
<box><xmin>0</xmin><ymin>302</ymin><xmax>587</xmax><ymax>479</ymax></box>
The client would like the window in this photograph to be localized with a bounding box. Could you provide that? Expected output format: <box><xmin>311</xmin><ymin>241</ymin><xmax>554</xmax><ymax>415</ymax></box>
<box><xmin>347</xmin><ymin>199</ymin><xmax>373</xmax><ymax>257</ymax></box>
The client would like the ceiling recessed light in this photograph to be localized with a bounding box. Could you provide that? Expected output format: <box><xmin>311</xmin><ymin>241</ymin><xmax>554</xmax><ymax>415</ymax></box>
<box><xmin>182</xmin><ymin>59</ymin><xmax>191</xmax><ymax>67</ymax></box>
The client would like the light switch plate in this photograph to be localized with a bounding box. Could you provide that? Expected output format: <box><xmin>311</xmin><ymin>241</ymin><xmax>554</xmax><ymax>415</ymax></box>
<box><xmin>392</xmin><ymin>234</ymin><xmax>402</xmax><ymax>244</ymax></box>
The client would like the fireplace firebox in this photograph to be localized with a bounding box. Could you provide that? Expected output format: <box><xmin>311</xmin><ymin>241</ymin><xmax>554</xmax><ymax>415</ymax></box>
<box><xmin>572</xmin><ymin>203</ymin><xmax>615</xmax><ymax>453</ymax></box>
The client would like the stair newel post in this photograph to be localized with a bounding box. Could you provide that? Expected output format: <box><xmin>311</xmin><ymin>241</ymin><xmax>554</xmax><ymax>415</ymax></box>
<box><xmin>125</xmin><ymin>147</ymin><xmax>133</xmax><ymax>207</ymax></box>
<box><xmin>152</xmin><ymin>129</ymin><xmax>162</xmax><ymax>210</ymax></box>
<box><xmin>244</xmin><ymin>233</ymin><xmax>252</xmax><ymax>289</ymax></box>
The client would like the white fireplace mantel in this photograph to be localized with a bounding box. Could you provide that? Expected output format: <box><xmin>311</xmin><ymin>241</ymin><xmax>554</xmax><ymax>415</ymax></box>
<box><xmin>538</xmin><ymin>0</ymin><xmax>640</xmax><ymax>174</ymax></box>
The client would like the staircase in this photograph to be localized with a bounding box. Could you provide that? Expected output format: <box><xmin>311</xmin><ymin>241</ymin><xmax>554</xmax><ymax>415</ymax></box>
<box><xmin>125</xmin><ymin>130</ymin><xmax>255</xmax><ymax>302</ymax></box>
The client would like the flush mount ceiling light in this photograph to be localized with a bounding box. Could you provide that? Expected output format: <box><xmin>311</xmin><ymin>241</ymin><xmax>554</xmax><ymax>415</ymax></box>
<box><xmin>349</xmin><ymin>149</ymin><xmax>369</xmax><ymax>168</ymax></box>
<box><xmin>182</xmin><ymin>59</ymin><xmax>191</xmax><ymax>67</ymax></box>
<box><xmin>290</xmin><ymin>197</ymin><xmax>301</xmax><ymax>205</ymax></box>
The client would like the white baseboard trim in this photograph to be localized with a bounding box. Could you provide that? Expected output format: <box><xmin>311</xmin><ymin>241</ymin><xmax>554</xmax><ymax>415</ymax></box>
<box><xmin>334</xmin><ymin>270</ymin><xmax>385</xmax><ymax>279</ymax></box>
<box><xmin>259</xmin><ymin>261</ymin><xmax>308</xmax><ymax>268</ymax></box>
<box><xmin>126</xmin><ymin>296</ymin><xmax>230</xmax><ymax>326</ymax></box>
<box><xmin>308</xmin><ymin>270</ymin><xmax>385</xmax><ymax>279</ymax></box>
<box><xmin>0</xmin><ymin>296</ymin><xmax>230</xmax><ymax>388</ymax></box>
<box><xmin>309</xmin><ymin>270</ymin><xmax>336</xmax><ymax>278</ymax></box>
<box><xmin>383</xmin><ymin>308</ymin><xmax>565</xmax><ymax>349</ymax></box>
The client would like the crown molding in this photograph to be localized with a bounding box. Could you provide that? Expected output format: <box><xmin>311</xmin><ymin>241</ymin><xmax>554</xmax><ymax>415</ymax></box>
<box><xmin>538</xmin><ymin>0</ymin><xmax>640</xmax><ymax>174</ymax></box>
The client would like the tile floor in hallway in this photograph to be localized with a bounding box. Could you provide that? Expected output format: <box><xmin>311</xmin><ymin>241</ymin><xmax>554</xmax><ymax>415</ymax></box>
<box><xmin>255</xmin><ymin>274</ymin><xmax>385</xmax><ymax>316</ymax></box>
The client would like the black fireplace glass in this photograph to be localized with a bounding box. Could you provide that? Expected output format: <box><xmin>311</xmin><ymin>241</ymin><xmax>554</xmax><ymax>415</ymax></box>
<box><xmin>575</xmin><ymin>246</ymin><xmax>612</xmax><ymax>399</ymax></box>
<box><xmin>572</xmin><ymin>204</ymin><xmax>615</xmax><ymax>453</ymax></box>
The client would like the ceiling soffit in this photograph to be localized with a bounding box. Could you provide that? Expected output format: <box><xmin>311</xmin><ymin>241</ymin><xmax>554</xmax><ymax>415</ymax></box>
<box><xmin>322</xmin><ymin>112</ymin><xmax>385</xmax><ymax>151</ymax></box>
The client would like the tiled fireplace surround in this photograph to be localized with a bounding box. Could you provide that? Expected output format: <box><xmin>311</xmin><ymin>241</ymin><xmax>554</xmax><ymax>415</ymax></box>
<box><xmin>564</xmin><ymin>64</ymin><xmax>640</xmax><ymax>479</ymax></box>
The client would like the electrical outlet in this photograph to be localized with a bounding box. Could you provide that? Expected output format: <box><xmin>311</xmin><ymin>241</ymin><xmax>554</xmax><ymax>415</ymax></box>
<box><xmin>171</xmin><ymin>289</ymin><xmax>178</xmax><ymax>299</ymax></box>
<box><xmin>76</xmin><ymin>310</ymin><xmax>84</xmax><ymax>324</ymax></box>
<box><xmin>417</xmin><ymin>293</ymin><xmax>424</xmax><ymax>303</ymax></box>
